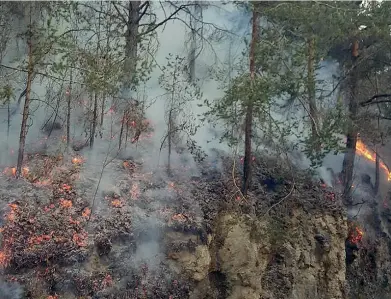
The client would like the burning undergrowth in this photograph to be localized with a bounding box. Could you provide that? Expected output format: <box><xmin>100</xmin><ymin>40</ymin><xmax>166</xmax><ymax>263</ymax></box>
<box><xmin>0</xmin><ymin>147</ymin><xmax>345</xmax><ymax>298</ymax></box>
<box><xmin>0</xmin><ymin>156</ymin><xmax>90</xmax><ymax>271</ymax></box>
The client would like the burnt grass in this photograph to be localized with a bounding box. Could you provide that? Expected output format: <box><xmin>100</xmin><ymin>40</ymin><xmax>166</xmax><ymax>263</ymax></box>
<box><xmin>0</xmin><ymin>151</ymin><xmax>342</xmax><ymax>298</ymax></box>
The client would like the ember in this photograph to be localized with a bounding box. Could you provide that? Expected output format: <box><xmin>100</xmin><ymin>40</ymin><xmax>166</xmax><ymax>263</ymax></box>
<box><xmin>3</xmin><ymin>166</ymin><xmax>29</xmax><ymax>177</ymax></box>
<box><xmin>82</xmin><ymin>207</ymin><xmax>91</xmax><ymax>218</ymax></box>
<box><xmin>59</xmin><ymin>183</ymin><xmax>73</xmax><ymax>194</ymax></box>
<box><xmin>73</xmin><ymin>232</ymin><xmax>88</xmax><ymax>247</ymax></box>
<box><xmin>111</xmin><ymin>199</ymin><xmax>123</xmax><ymax>207</ymax></box>
<box><xmin>325</xmin><ymin>191</ymin><xmax>335</xmax><ymax>201</ymax></box>
<box><xmin>7</xmin><ymin>203</ymin><xmax>18</xmax><ymax>222</ymax></box>
<box><xmin>171</xmin><ymin>214</ymin><xmax>187</xmax><ymax>222</ymax></box>
<box><xmin>72</xmin><ymin>156</ymin><xmax>84</xmax><ymax>165</ymax></box>
<box><xmin>60</xmin><ymin>199</ymin><xmax>73</xmax><ymax>208</ymax></box>
<box><xmin>349</xmin><ymin>226</ymin><xmax>364</xmax><ymax>244</ymax></box>
<box><xmin>101</xmin><ymin>274</ymin><xmax>113</xmax><ymax>288</ymax></box>
<box><xmin>28</xmin><ymin>232</ymin><xmax>54</xmax><ymax>245</ymax></box>
<box><xmin>35</xmin><ymin>179</ymin><xmax>52</xmax><ymax>186</ymax></box>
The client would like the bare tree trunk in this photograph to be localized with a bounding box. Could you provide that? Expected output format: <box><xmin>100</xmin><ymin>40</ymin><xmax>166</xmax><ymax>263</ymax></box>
<box><xmin>124</xmin><ymin>110</ymin><xmax>130</xmax><ymax>149</ymax></box>
<box><xmin>342</xmin><ymin>40</ymin><xmax>359</xmax><ymax>204</ymax></box>
<box><xmin>188</xmin><ymin>1</ymin><xmax>202</xmax><ymax>82</ymax></box>
<box><xmin>90</xmin><ymin>93</ymin><xmax>99</xmax><ymax>148</ymax></box>
<box><xmin>100</xmin><ymin>94</ymin><xmax>105</xmax><ymax>127</ymax></box>
<box><xmin>123</xmin><ymin>1</ymin><xmax>140</xmax><ymax>89</ymax></box>
<box><xmin>307</xmin><ymin>36</ymin><xmax>319</xmax><ymax>150</ymax></box>
<box><xmin>90</xmin><ymin>2</ymin><xmax>101</xmax><ymax>148</ymax></box>
<box><xmin>168</xmin><ymin>109</ymin><xmax>172</xmax><ymax>174</ymax></box>
<box><xmin>242</xmin><ymin>4</ymin><xmax>259</xmax><ymax>196</ymax></box>
<box><xmin>375</xmin><ymin>146</ymin><xmax>380</xmax><ymax>195</ymax></box>
<box><xmin>118</xmin><ymin>110</ymin><xmax>126</xmax><ymax>150</ymax></box>
<box><xmin>16</xmin><ymin>30</ymin><xmax>33</xmax><ymax>178</ymax></box>
<box><xmin>66</xmin><ymin>69</ymin><xmax>72</xmax><ymax>148</ymax></box>
<box><xmin>7</xmin><ymin>99</ymin><xmax>10</xmax><ymax>139</ymax></box>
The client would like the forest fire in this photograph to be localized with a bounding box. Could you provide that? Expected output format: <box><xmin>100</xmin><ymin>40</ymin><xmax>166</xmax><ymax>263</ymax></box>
<box><xmin>3</xmin><ymin>166</ymin><xmax>29</xmax><ymax>177</ymax></box>
<box><xmin>356</xmin><ymin>140</ymin><xmax>391</xmax><ymax>180</ymax></box>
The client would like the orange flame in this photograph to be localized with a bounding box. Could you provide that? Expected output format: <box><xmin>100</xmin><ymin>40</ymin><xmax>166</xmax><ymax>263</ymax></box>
<box><xmin>349</xmin><ymin>226</ymin><xmax>364</xmax><ymax>244</ymax></box>
<box><xmin>82</xmin><ymin>208</ymin><xmax>91</xmax><ymax>218</ymax></box>
<box><xmin>356</xmin><ymin>140</ymin><xmax>391</xmax><ymax>181</ymax></box>
<box><xmin>111</xmin><ymin>199</ymin><xmax>123</xmax><ymax>207</ymax></box>
<box><xmin>60</xmin><ymin>199</ymin><xmax>73</xmax><ymax>208</ymax></box>
<box><xmin>73</xmin><ymin>232</ymin><xmax>88</xmax><ymax>247</ymax></box>
<box><xmin>72</xmin><ymin>156</ymin><xmax>84</xmax><ymax>165</ymax></box>
<box><xmin>3</xmin><ymin>167</ymin><xmax>29</xmax><ymax>177</ymax></box>
<box><xmin>6</xmin><ymin>204</ymin><xmax>18</xmax><ymax>222</ymax></box>
<box><xmin>0</xmin><ymin>252</ymin><xmax>8</xmax><ymax>266</ymax></box>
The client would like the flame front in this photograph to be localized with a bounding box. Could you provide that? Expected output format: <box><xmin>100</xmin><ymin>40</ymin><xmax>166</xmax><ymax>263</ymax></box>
<box><xmin>356</xmin><ymin>140</ymin><xmax>391</xmax><ymax>181</ymax></box>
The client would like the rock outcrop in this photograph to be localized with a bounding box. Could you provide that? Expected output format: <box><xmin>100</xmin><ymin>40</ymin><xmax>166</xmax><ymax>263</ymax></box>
<box><xmin>166</xmin><ymin>206</ymin><xmax>348</xmax><ymax>299</ymax></box>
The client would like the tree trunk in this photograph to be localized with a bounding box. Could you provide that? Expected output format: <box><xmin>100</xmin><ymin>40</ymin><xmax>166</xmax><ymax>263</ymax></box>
<box><xmin>168</xmin><ymin>109</ymin><xmax>172</xmax><ymax>175</ymax></box>
<box><xmin>66</xmin><ymin>69</ymin><xmax>72</xmax><ymax>148</ymax></box>
<box><xmin>307</xmin><ymin>36</ymin><xmax>319</xmax><ymax>150</ymax></box>
<box><xmin>118</xmin><ymin>110</ymin><xmax>126</xmax><ymax>150</ymax></box>
<box><xmin>100</xmin><ymin>94</ymin><xmax>105</xmax><ymax>127</ymax></box>
<box><xmin>375</xmin><ymin>146</ymin><xmax>380</xmax><ymax>195</ymax></box>
<box><xmin>188</xmin><ymin>1</ymin><xmax>201</xmax><ymax>82</ymax></box>
<box><xmin>90</xmin><ymin>93</ymin><xmax>99</xmax><ymax>148</ymax></box>
<box><xmin>16</xmin><ymin>32</ymin><xmax>34</xmax><ymax>178</ymax></box>
<box><xmin>342</xmin><ymin>40</ymin><xmax>359</xmax><ymax>204</ymax></box>
<box><xmin>123</xmin><ymin>1</ymin><xmax>140</xmax><ymax>90</ymax></box>
<box><xmin>7</xmin><ymin>99</ymin><xmax>10</xmax><ymax>140</ymax></box>
<box><xmin>124</xmin><ymin>110</ymin><xmax>130</xmax><ymax>149</ymax></box>
<box><xmin>242</xmin><ymin>4</ymin><xmax>259</xmax><ymax>196</ymax></box>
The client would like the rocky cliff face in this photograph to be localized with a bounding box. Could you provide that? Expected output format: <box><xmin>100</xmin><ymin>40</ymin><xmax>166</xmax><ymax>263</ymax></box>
<box><xmin>166</xmin><ymin>206</ymin><xmax>348</xmax><ymax>299</ymax></box>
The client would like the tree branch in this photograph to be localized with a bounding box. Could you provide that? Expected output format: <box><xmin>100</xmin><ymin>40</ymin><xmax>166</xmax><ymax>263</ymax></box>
<box><xmin>137</xmin><ymin>3</ymin><xmax>195</xmax><ymax>37</ymax></box>
<box><xmin>112</xmin><ymin>2</ymin><xmax>128</xmax><ymax>25</ymax></box>
<box><xmin>360</xmin><ymin>94</ymin><xmax>391</xmax><ymax>106</ymax></box>
<box><xmin>137</xmin><ymin>1</ymin><xmax>150</xmax><ymax>23</ymax></box>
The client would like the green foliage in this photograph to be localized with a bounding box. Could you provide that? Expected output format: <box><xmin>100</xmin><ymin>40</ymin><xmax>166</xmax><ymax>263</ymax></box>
<box><xmin>303</xmin><ymin>100</ymin><xmax>347</xmax><ymax>167</ymax></box>
<box><xmin>0</xmin><ymin>85</ymin><xmax>13</xmax><ymax>104</ymax></box>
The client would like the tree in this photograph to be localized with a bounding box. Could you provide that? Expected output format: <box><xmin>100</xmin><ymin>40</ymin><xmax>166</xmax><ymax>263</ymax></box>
<box><xmin>159</xmin><ymin>54</ymin><xmax>204</xmax><ymax>174</ymax></box>
<box><xmin>325</xmin><ymin>2</ymin><xmax>391</xmax><ymax>202</ymax></box>
<box><xmin>242</xmin><ymin>2</ymin><xmax>259</xmax><ymax>196</ymax></box>
<box><xmin>15</xmin><ymin>3</ymin><xmax>56</xmax><ymax>177</ymax></box>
